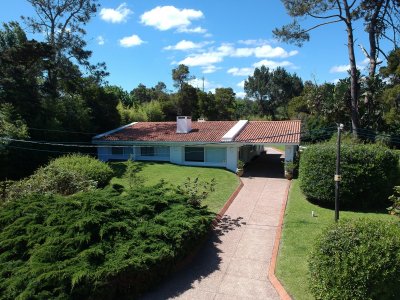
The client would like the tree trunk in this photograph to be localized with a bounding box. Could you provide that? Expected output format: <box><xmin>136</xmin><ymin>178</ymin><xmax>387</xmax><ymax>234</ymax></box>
<box><xmin>344</xmin><ymin>0</ymin><xmax>359</xmax><ymax>137</ymax></box>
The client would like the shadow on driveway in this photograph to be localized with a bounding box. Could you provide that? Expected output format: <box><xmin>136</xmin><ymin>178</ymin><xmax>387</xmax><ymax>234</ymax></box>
<box><xmin>140</xmin><ymin>216</ymin><xmax>245</xmax><ymax>299</ymax></box>
<box><xmin>242</xmin><ymin>153</ymin><xmax>285</xmax><ymax>179</ymax></box>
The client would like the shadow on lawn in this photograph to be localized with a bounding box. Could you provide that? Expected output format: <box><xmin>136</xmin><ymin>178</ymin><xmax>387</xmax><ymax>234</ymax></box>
<box><xmin>140</xmin><ymin>215</ymin><xmax>244</xmax><ymax>299</ymax></box>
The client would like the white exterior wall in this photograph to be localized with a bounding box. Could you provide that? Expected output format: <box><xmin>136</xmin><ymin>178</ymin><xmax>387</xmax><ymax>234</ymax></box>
<box><xmin>285</xmin><ymin>145</ymin><xmax>297</xmax><ymax>162</ymax></box>
<box><xmin>170</xmin><ymin>146</ymin><xmax>183</xmax><ymax>164</ymax></box>
<box><xmin>226</xmin><ymin>146</ymin><xmax>239</xmax><ymax>172</ymax></box>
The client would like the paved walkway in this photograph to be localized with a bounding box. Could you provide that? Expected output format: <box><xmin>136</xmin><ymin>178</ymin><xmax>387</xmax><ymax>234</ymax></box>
<box><xmin>141</xmin><ymin>154</ymin><xmax>289</xmax><ymax>300</ymax></box>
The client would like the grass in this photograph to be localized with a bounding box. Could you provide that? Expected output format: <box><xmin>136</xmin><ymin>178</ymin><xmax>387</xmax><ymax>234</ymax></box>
<box><xmin>276</xmin><ymin>179</ymin><xmax>397</xmax><ymax>300</ymax></box>
<box><xmin>268</xmin><ymin>144</ymin><xmax>285</xmax><ymax>152</ymax></box>
<box><xmin>109</xmin><ymin>161</ymin><xmax>240</xmax><ymax>213</ymax></box>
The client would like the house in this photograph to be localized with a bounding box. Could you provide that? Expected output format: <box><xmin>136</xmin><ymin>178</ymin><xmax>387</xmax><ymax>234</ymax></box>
<box><xmin>92</xmin><ymin>117</ymin><xmax>301</xmax><ymax>172</ymax></box>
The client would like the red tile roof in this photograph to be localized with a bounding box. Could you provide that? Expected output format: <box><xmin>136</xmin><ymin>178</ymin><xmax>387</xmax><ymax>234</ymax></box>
<box><xmin>235</xmin><ymin>120</ymin><xmax>301</xmax><ymax>144</ymax></box>
<box><xmin>94</xmin><ymin>120</ymin><xmax>301</xmax><ymax>144</ymax></box>
<box><xmin>96</xmin><ymin>121</ymin><xmax>238</xmax><ymax>143</ymax></box>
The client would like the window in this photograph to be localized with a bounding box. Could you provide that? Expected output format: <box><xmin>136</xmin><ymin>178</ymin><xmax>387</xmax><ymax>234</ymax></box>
<box><xmin>185</xmin><ymin>147</ymin><xmax>204</xmax><ymax>162</ymax></box>
<box><xmin>205</xmin><ymin>147</ymin><xmax>226</xmax><ymax>163</ymax></box>
<box><xmin>141</xmin><ymin>147</ymin><xmax>155</xmax><ymax>156</ymax></box>
<box><xmin>111</xmin><ymin>147</ymin><xmax>123</xmax><ymax>155</ymax></box>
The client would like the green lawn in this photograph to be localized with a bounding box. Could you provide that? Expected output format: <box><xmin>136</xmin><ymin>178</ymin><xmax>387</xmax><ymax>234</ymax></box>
<box><xmin>276</xmin><ymin>179</ymin><xmax>397</xmax><ymax>300</ymax></box>
<box><xmin>109</xmin><ymin>162</ymin><xmax>240</xmax><ymax>213</ymax></box>
<box><xmin>268</xmin><ymin>144</ymin><xmax>285</xmax><ymax>152</ymax></box>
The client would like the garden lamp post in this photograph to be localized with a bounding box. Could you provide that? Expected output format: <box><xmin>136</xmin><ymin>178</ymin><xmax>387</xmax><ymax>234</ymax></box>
<box><xmin>334</xmin><ymin>123</ymin><xmax>344</xmax><ymax>222</ymax></box>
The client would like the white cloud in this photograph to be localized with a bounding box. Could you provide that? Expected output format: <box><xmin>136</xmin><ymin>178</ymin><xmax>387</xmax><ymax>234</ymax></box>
<box><xmin>253</xmin><ymin>59</ymin><xmax>294</xmax><ymax>69</ymax></box>
<box><xmin>237</xmin><ymin>80</ymin><xmax>245</xmax><ymax>88</ymax></box>
<box><xmin>235</xmin><ymin>91</ymin><xmax>247</xmax><ymax>98</ymax></box>
<box><xmin>179</xmin><ymin>52</ymin><xmax>223</xmax><ymax>67</ymax></box>
<box><xmin>164</xmin><ymin>40</ymin><xmax>210</xmax><ymax>51</ymax></box>
<box><xmin>331</xmin><ymin>78</ymin><xmax>340</xmax><ymax>84</ymax></box>
<box><xmin>100</xmin><ymin>3</ymin><xmax>132</xmax><ymax>23</ymax></box>
<box><xmin>329</xmin><ymin>64</ymin><xmax>350</xmax><ymax>73</ymax></box>
<box><xmin>254</xmin><ymin>45</ymin><xmax>298</xmax><ymax>58</ymax></box>
<box><xmin>177</xmin><ymin>26</ymin><xmax>206</xmax><ymax>34</ymax></box>
<box><xmin>201</xmin><ymin>65</ymin><xmax>220</xmax><ymax>74</ymax></box>
<box><xmin>238</xmin><ymin>39</ymin><xmax>271</xmax><ymax>46</ymax></box>
<box><xmin>140</xmin><ymin>6</ymin><xmax>204</xmax><ymax>33</ymax></box>
<box><xmin>96</xmin><ymin>35</ymin><xmax>105</xmax><ymax>45</ymax></box>
<box><xmin>227</xmin><ymin>67</ymin><xmax>253</xmax><ymax>76</ymax></box>
<box><xmin>188</xmin><ymin>78</ymin><xmax>211</xmax><ymax>89</ymax></box>
<box><xmin>119</xmin><ymin>34</ymin><xmax>144</xmax><ymax>47</ymax></box>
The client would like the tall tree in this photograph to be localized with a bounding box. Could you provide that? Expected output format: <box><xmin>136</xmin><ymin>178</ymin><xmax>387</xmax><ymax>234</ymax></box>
<box><xmin>23</xmin><ymin>0</ymin><xmax>104</xmax><ymax>96</ymax></box>
<box><xmin>244</xmin><ymin>66</ymin><xmax>303</xmax><ymax>119</ymax></box>
<box><xmin>214</xmin><ymin>88</ymin><xmax>236</xmax><ymax>120</ymax></box>
<box><xmin>172</xmin><ymin>64</ymin><xmax>193</xmax><ymax>90</ymax></box>
<box><xmin>244</xmin><ymin>65</ymin><xmax>271</xmax><ymax>114</ymax></box>
<box><xmin>0</xmin><ymin>22</ymin><xmax>51</xmax><ymax>125</ymax></box>
<box><xmin>274</xmin><ymin>0</ymin><xmax>400</xmax><ymax>136</ymax></box>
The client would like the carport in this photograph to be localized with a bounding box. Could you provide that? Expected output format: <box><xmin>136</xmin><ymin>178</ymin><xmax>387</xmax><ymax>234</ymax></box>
<box><xmin>234</xmin><ymin>120</ymin><xmax>301</xmax><ymax>177</ymax></box>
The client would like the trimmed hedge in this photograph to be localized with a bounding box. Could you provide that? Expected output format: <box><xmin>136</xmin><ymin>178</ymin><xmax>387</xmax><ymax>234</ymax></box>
<box><xmin>299</xmin><ymin>143</ymin><xmax>399</xmax><ymax>208</ymax></box>
<box><xmin>48</xmin><ymin>154</ymin><xmax>114</xmax><ymax>187</ymax></box>
<box><xmin>0</xmin><ymin>183</ymin><xmax>214</xmax><ymax>299</ymax></box>
<box><xmin>309</xmin><ymin>219</ymin><xmax>400</xmax><ymax>300</ymax></box>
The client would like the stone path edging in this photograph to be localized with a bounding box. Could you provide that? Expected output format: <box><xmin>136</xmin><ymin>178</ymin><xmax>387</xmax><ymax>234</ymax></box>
<box><xmin>268</xmin><ymin>181</ymin><xmax>293</xmax><ymax>300</ymax></box>
<box><xmin>213</xmin><ymin>177</ymin><xmax>244</xmax><ymax>226</ymax></box>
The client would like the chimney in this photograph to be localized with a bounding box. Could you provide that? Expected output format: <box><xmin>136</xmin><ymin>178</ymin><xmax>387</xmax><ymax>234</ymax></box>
<box><xmin>176</xmin><ymin>116</ymin><xmax>192</xmax><ymax>133</ymax></box>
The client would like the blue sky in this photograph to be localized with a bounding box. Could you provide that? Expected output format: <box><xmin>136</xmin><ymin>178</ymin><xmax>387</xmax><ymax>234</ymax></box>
<box><xmin>0</xmin><ymin>0</ymin><xmax>389</xmax><ymax>97</ymax></box>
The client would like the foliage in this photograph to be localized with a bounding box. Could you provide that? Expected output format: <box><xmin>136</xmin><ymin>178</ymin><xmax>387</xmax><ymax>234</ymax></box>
<box><xmin>0</xmin><ymin>103</ymin><xmax>28</xmax><ymax>150</ymax></box>
<box><xmin>48</xmin><ymin>154</ymin><xmax>114</xmax><ymax>187</ymax></box>
<box><xmin>5</xmin><ymin>154</ymin><xmax>113</xmax><ymax>200</ymax></box>
<box><xmin>172</xmin><ymin>64</ymin><xmax>193</xmax><ymax>90</ymax></box>
<box><xmin>214</xmin><ymin>88</ymin><xmax>236</xmax><ymax>120</ymax></box>
<box><xmin>0</xmin><ymin>185</ymin><xmax>214</xmax><ymax>299</ymax></box>
<box><xmin>274</xmin><ymin>0</ymin><xmax>400</xmax><ymax>137</ymax></box>
<box><xmin>276</xmin><ymin>180</ymin><xmax>397</xmax><ymax>300</ymax></box>
<box><xmin>237</xmin><ymin>160</ymin><xmax>245</xmax><ymax>169</ymax></box>
<box><xmin>388</xmin><ymin>186</ymin><xmax>400</xmax><ymax>216</ymax></box>
<box><xmin>6</xmin><ymin>164</ymin><xmax>96</xmax><ymax>200</ymax></box>
<box><xmin>244</xmin><ymin>66</ymin><xmax>303</xmax><ymax>118</ymax></box>
<box><xmin>177</xmin><ymin>177</ymin><xmax>216</xmax><ymax>207</ymax></box>
<box><xmin>309</xmin><ymin>219</ymin><xmax>400</xmax><ymax>300</ymax></box>
<box><xmin>124</xmin><ymin>159</ymin><xmax>144</xmax><ymax>189</ymax></box>
<box><xmin>299</xmin><ymin>142</ymin><xmax>399</xmax><ymax>209</ymax></box>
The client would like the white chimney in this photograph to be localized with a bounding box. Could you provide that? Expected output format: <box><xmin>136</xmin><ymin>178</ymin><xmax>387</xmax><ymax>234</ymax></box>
<box><xmin>176</xmin><ymin>116</ymin><xmax>192</xmax><ymax>133</ymax></box>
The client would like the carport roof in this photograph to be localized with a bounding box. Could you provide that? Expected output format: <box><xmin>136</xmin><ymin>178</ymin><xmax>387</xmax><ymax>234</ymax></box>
<box><xmin>235</xmin><ymin>120</ymin><xmax>301</xmax><ymax>144</ymax></box>
<box><xmin>93</xmin><ymin>120</ymin><xmax>301</xmax><ymax>144</ymax></box>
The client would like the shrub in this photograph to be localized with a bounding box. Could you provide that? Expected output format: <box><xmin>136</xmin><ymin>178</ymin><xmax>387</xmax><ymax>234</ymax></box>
<box><xmin>299</xmin><ymin>142</ymin><xmax>399</xmax><ymax>208</ymax></box>
<box><xmin>308</xmin><ymin>219</ymin><xmax>400</xmax><ymax>300</ymax></box>
<box><xmin>0</xmin><ymin>183</ymin><xmax>214</xmax><ymax>299</ymax></box>
<box><xmin>7</xmin><ymin>165</ymin><xmax>96</xmax><ymax>199</ymax></box>
<box><xmin>388</xmin><ymin>186</ymin><xmax>400</xmax><ymax>216</ymax></box>
<box><xmin>49</xmin><ymin>154</ymin><xmax>114</xmax><ymax>187</ymax></box>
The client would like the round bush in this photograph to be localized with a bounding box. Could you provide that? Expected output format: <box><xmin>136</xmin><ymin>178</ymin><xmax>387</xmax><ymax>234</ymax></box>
<box><xmin>309</xmin><ymin>219</ymin><xmax>400</xmax><ymax>300</ymax></box>
<box><xmin>299</xmin><ymin>143</ymin><xmax>399</xmax><ymax>208</ymax></box>
<box><xmin>49</xmin><ymin>154</ymin><xmax>114</xmax><ymax>187</ymax></box>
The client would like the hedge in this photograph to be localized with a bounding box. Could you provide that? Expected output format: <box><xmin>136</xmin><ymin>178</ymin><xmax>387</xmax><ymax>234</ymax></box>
<box><xmin>299</xmin><ymin>142</ymin><xmax>399</xmax><ymax>208</ymax></box>
<box><xmin>0</xmin><ymin>183</ymin><xmax>214</xmax><ymax>299</ymax></box>
<box><xmin>309</xmin><ymin>219</ymin><xmax>400</xmax><ymax>300</ymax></box>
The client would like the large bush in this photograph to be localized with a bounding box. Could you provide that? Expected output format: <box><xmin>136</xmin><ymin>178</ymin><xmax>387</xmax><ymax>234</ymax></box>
<box><xmin>0</xmin><ymin>183</ymin><xmax>214</xmax><ymax>299</ymax></box>
<box><xmin>309</xmin><ymin>219</ymin><xmax>400</xmax><ymax>300</ymax></box>
<box><xmin>299</xmin><ymin>143</ymin><xmax>399</xmax><ymax>208</ymax></box>
<box><xmin>5</xmin><ymin>154</ymin><xmax>114</xmax><ymax>200</ymax></box>
<box><xmin>49</xmin><ymin>154</ymin><xmax>114</xmax><ymax>187</ymax></box>
<box><xmin>6</xmin><ymin>164</ymin><xmax>96</xmax><ymax>199</ymax></box>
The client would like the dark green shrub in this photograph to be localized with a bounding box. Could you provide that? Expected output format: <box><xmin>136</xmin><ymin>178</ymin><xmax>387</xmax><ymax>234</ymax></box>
<box><xmin>299</xmin><ymin>142</ymin><xmax>399</xmax><ymax>208</ymax></box>
<box><xmin>309</xmin><ymin>219</ymin><xmax>400</xmax><ymax>300</ymax></box>
<box><xmin>49</xmin><ymin>154</ymin><xmax>114</xmax><ymax>187</ymax></box>
<box><xmin>0</xmin><ymin>183</ymin><xmax>214</xmax><ymax>299</ymax></box>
